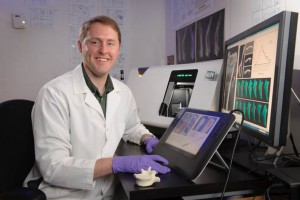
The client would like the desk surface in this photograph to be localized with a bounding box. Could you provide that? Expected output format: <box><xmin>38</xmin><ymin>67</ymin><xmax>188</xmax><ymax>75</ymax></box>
<box><xmin>116</xmin><ymin>140</ymin><xmax>268</xmax><ymax>200</ymax></box>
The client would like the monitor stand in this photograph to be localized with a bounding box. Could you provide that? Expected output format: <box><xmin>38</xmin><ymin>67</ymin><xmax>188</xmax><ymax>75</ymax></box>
<box><xmin>221</xmin><ymin>144</ymin><xmax>288</xmax><ymax>177</ymax></box>
<box><xmin>224</xmin><ymin>115</ymin><xmax>292</xmax><ymax>176</ymax></box>
<box><xmin>264</xmin><ymin>145</ymin><xmax>285</xmax><ymax>165</ymax></box>
<box><xmin>253</xmin><ymin>113</ymin><xmax>292</xmax><ymax>166</ymax></box>
<box><xmin>218</xmin><ymin>139</ymin><xmax>283</xmax><ymax>176</ymax></box>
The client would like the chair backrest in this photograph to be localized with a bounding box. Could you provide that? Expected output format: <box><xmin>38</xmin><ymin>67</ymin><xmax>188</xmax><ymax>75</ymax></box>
<box><xmin>0</xmin><ymin>99</ymin><xmax>35</xmax><ymax>192</ymax></box>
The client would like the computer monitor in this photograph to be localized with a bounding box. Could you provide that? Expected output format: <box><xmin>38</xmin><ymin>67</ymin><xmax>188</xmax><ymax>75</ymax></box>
<box><xmin>219</xmin><ymin>11</ymin><xmax>298</xmax><ymax>151</ymax></box>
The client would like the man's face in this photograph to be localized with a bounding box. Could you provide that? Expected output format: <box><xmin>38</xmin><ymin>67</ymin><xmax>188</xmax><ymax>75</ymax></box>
<box><xmin>78</xmin><ymin>23</ymin><xmax>120</xmax><ymax>78</ymax></box>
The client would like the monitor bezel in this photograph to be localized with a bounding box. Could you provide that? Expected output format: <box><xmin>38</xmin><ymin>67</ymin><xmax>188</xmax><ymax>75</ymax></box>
<box><xmin>219</xmin><ymin>11</ymin><xmax>298</xmax><ymax>147</ymax></box>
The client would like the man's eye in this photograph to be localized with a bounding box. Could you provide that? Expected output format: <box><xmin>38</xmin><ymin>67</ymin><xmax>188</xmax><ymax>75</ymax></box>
<box><xmin>90</xmin><ymin>40</ymin><xmax>100</xmax><ymax>46</ymax></box>
<box><xmin>108</xmin><ymin>42</ymin><xmax>115</xmax><ymax>46</ymax></box>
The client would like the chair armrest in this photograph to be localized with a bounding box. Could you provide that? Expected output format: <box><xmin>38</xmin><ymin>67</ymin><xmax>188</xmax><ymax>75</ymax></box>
<box><xmin>0</xmin><ymin>187</ymin><xmax>46</xmax><ymax>200</ymax></box>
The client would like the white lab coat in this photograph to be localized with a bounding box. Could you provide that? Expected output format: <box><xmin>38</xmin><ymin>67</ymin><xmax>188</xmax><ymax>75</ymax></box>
<box><xmin>24</xmin><ymin>64</ymin><xmax>151</xmax><ymax>199</ymax></box>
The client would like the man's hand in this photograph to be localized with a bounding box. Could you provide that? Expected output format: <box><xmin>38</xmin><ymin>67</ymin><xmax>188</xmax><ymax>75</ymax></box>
<box><xmin>143</xmin><ymin>137</ymin><xmax>159</xmax><ymax>154</ymax></box>
<box><xmin>112</xmin><ymin>155</ymin><xmax>170</xmax><ymax>174</ymax></box>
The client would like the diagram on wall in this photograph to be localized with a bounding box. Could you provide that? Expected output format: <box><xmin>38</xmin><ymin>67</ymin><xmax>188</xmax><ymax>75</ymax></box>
<box><xmin>68</xmin><ymin>0</ymin><xmax>97</xmax><ymax>67</ymax></box>
<box><xmin>23</xmin><ymin>0</ymin><xmax>58</xmax><ymax>29</ymax></box>
<box><xmin>29</xmin><ymin>7</ymin><xmax>57</xmax><ymax>28</ymax></box>
<box><xmin>171</xmin><ymin>0</ymin><xmax>214</xmax><ymax>30</ymax></box>
<box><xmin>103</xmin><ymin>0</ymin><xmax>130</xmax><ymax>81</ymax></box>
<box><xmin>252</xmin><ymin>0</ymin><xmax>285</xmax><ymax>25</ymax></box>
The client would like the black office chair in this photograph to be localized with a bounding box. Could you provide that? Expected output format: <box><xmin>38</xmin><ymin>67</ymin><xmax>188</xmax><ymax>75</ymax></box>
<box><xmin>0</xmin><ymin>99</ymin><xmax>46</xmax><ymax>200</ymax></box>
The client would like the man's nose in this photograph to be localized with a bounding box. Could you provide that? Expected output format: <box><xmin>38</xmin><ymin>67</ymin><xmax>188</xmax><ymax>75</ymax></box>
<box><xmin>98</xmin><ymin>43</ymin><xmax>108</xmax><ymax>53</ymax></box>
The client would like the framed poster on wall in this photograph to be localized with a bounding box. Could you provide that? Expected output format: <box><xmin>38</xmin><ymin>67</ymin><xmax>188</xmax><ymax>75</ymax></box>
<box><xmin>176</xmin><ymin>9</ymin><xmax>224</xmax><ymax>64</ymax></box>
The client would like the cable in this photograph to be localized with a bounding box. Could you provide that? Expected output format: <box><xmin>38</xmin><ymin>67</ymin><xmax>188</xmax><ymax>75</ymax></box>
<box><xmin>265</xmin><ymin>182</ymin><xmax>286</xmax><ymax>200</ymax></box>
<box><xmin>291</xmin><ymin>88</ymin><xmax>300</xmax><ymax>105</ymax></box>
<box><xmin>220</xmin><ymin>109</ymin><xmax>244</xmax><ymax>200</ymax></box>
<box><xmin>289</xmin><ymin>132</ymin><xmax>299</xmax><ymax>157</ymax></box>
<box><xmin>252</xmin><ymin>152</ymin><xmax>297</xmax><ymax>162</ymax></box>
<box><xmin>249</xmin><ymin>140</ymin><xmax>262</xmax><ymax>153</ymax></box>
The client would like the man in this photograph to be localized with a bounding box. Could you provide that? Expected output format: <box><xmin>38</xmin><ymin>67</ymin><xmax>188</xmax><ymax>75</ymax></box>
<box><xmin>24</xmin><ymin>15</ymin><xmax>170</xmax><ymax>199</ymax></box>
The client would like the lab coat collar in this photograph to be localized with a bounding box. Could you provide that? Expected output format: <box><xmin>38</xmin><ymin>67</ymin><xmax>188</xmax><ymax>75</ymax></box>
<box><xmin>71</xmin><ymin>64</ymin><xmax>121</xmax><ymax>121</ymax></box>
<box><xmin>106</xmin><ymin>78</ymin><xmax>121</xmax><ymax>125</ymax></box>
<box><xmin>73</xmin><ymin>64</ymin><xmax>89</xmax><ymax>95</ymax></box>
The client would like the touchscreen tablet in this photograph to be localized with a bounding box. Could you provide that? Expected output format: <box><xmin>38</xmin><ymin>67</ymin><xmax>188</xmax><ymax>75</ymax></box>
<box><xmin>152</xmin><ymin>108</ymin><xmax>235</xmax><ymax>180</ymax></box>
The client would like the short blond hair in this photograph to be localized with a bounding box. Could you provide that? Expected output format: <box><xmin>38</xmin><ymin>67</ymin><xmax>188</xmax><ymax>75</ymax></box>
<box><xmin>79</xmin><ymin>16</ymin><xmax>121</xmax><ymax>44</ymax></box>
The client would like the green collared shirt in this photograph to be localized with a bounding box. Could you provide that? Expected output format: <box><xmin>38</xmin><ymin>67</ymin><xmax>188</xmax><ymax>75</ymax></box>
<box><xmin>82</xmin><ymin>65</ymin><xmax>114</xmax><ymax>117</ymax></box>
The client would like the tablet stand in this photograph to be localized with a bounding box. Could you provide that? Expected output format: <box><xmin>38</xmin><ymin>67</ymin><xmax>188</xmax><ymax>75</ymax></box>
<box><xmin>209</xmin><ymin>151</ymin><xmax>229</xmax><ymax>171</ymax></box>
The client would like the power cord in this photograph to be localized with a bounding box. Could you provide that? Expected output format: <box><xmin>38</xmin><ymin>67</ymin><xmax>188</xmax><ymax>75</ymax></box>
<box><xmin>289</xmin><ymin>132</ymin><xmax>299</xmax><ymax>157</ymax></box>
<box><xmin>291</xmin><ymin>88</ymin><xmax>300</xmax><ymax>105</ymax></box>
<box><xmin>220</xmin><ymin>109</ymin><xmax>244</xmax><ymax>200</ymax></box>
<box><xmin>265</xmin><ymin>182</ymin><xmax>287</xmax><ymax>200</ymax></box>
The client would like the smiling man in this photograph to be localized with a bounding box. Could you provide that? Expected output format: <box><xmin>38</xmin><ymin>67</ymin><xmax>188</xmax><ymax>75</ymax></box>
<box><xmin>24</xmin><ymin>16</ymin><xmax>170</xmax><ymax>200</ymax></box>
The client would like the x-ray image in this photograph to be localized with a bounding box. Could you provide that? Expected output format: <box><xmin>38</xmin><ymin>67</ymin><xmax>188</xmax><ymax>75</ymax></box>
<box><xmin>223</xmin><ymin>45</ymin><xmax>238</xmax><ymax>111</ymax></box>
<box><xmin>176</xmin><ymin>9</ymin><xmax>224</xmax><ymax>64</ymax></box>
<box><xmin>196</xmin><ymin>9</ymin><xmax>224</xmax><ymax>62</ymax></box>
<box><xmin>176</xmin><ymin>23</ymin><xmax>196</xmax><ymax>64</ymax></box>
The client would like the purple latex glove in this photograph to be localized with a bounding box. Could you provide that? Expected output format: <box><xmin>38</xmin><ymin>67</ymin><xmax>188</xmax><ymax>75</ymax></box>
<box><xmin>143</xmin><ymin>137</ymin><xmax>159</xmax><ymax>154</ymax></box>
<box><xmin>112</xmin><ymin>155</ymin><xmax>170</xmax><ymax>174</ymax></box>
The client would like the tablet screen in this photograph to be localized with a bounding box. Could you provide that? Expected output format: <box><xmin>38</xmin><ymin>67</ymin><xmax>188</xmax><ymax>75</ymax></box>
<box><xmin>165</xmin><ymin>112</ymin><xmax>220</xmax><ymax>156</ymax></box>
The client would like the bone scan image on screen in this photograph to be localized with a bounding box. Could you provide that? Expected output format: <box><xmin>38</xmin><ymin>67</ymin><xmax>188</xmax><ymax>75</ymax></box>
<box><xmin>165</xmin><ymin>111</ymin><xmax>220</xmax><ymax>155</ymax></box>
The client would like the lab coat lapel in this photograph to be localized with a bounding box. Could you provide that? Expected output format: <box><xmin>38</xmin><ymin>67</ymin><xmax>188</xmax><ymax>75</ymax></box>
<box><xmin>72</xmin><ymin>64</ymin><xmax>104</xmax><ymax>118</ymax></box>
<box><xmin>85</xmin><ymin>92</ymin><xmax>104</xmax><ymax>117</ymax></box>
<box><xmin>106</xmin><ymin>81</ymin><xmax>121</xmax><ymax>125</ymax></box>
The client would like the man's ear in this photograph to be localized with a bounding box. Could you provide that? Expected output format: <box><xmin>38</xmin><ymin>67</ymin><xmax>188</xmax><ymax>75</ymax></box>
<box><xmin>77</xmin><ymin>40</ymin><xmax>82</xmax><ymax>53</ymax></box>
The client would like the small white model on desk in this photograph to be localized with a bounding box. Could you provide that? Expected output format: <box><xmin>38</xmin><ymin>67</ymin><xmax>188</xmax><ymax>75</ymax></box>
<box><xmin>134</xmin><ymin>167</ymin><xmax>160</xmax><ymax>187</ymax></box>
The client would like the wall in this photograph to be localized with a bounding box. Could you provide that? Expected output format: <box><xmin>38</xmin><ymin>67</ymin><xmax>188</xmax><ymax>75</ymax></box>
<box><xmin>130</xmin><ymin>0</ymin><xmax>166</xmax><ymax>68</ymax></box>
<box><xmin>284</xmin><ymin>69</ymin><xmax>300</xmax><ymax>155</ymax></box>
<box><xmin>0</xmin><ymin>0</ymin><xmax>166</xmax><ymax>102</ymax></box>
<box><xmin>286</xmin><ymin>0</ymin><xmax>300</xmax><ymax>69</ymax></box>
<box><xmin>0</xmin><ymin>0</ymin><xmax>70</xmax><ymax>102</ymax></box>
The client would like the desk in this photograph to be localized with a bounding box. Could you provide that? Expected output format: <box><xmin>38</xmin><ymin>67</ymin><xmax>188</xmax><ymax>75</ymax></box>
<box><xmin>116</xmin><ymin>140</ymin><xmax>268</xmax><ymax>200</ymax></box>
